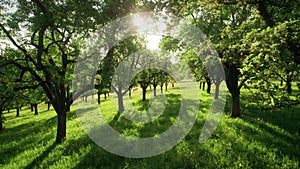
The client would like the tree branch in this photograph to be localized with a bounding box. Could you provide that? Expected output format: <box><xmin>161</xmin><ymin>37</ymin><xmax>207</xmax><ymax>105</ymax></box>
<box><xmin>263</xmin><ymin>101</ymin><xmax>300</xmax><ymax>110</ymax></box>
<box><xmin>69</xmin><ymin>84</ymin><xmax>95</xmax><ymax>106</ymax></box>
<box><xmin>13</xmin><ymin>84</ymin><xmax>41</xmax><ymax>91</ymax></box>
<box><xmin>238</xmin><ymin>77</ymin><xmax>249</xmax><ymax>90</ymax></box>
<box><xmin>256</xmin><ymin>0</ymin><xmax>276</xmax><ymax>27</ymax></box>
<box><xmin>0</xmin><ymin>23</ymin><xmax>30</xmax><ymax>58</ymax></box>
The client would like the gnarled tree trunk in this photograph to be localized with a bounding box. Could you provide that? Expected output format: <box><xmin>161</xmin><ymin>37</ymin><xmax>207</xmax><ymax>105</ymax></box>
<box><xmin>225</xmin><ymin>63</ymin><xmax>241</xmax><ymax>118</ymax></box>
<box><xmin>230</xmin><ymin>91</ymin><xmax>241</xmax><ymax>118</ymax></box>
<box><xmin>56</xmin><ymin>109</ymin><xmax>67</xmax><ymax>143</ymax></box>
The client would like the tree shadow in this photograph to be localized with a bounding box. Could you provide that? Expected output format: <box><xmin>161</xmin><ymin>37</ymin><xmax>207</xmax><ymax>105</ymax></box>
<box><xmin>0</xmin><ymin>111</ymin><xmax>78</xmax><ymax>166</ymax></box>
<box><xmin>69</xmin><ymin>137</ymin><xmax>126</xmax><ymax>168</ymax></box>
<box><xmin>225</xmin><ymin>91</ymin><xmax>300</xmax><ymax>161</ymax></box>
<box><xmin>0</xmin><ymin>116</ymin><xmax>56</xmax><ymax>165</ymax></box>
<box><xmin>132</xmin><ymin>99</ymin><xmax>150</xmax><ymax>111</ymax></box>
<box><xmin>24</xmin><ymin>142</ymin><xmax>57</xmax><ymax>169</ymax></box>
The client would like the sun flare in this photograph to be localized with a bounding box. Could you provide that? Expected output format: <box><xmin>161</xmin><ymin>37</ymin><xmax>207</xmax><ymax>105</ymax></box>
<box><xmin>131</xmin><ymin>14</ymin><xmax>163</xmax><ymax>50</ymax></box>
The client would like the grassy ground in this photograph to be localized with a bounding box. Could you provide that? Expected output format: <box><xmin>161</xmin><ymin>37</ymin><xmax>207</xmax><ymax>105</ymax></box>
<box><xmin>0</xmin><ymin>83</ymin><xmax>299</xmax><ymax>168</ymax></box>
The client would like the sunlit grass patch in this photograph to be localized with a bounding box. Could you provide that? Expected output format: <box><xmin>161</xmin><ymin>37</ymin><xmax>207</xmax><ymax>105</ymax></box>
<box><xmin>1</xmin><ymin>83</ymin><xmax>299</xmax><ymax>168</ymax></box>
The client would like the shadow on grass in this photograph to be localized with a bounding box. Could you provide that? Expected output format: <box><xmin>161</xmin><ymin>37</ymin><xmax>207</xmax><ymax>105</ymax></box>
<box><xmin>235</xmin><ymin>92</ymin><xmax>300</xmax><ymax>160</ymax></box>
<box><xmin>132</xmin><ymin>99</ymin><xmax>150</xmax><ymax>111</ymax></box>
<box><xmin>109</xmin><ymin>93</ymin><xmax>182</xmax><ymax>138</ymax></box>
<box><xmin>4</xmin><ymin>108</ymin><xmax>49</xmax><ymax>121</ymax></box>
<box><xmin>70</xmin><ymin>137</ymin><xmax>126</xmax><ymax>168</ymax></box>
<box><xmin>24</xmin><ymin>142</ymin><xmax>57</xmax><ymax>169</ymax></box>
<box><xmin>1</xmin><ymin>89</ymin><xmax>299</xmax><ymax>168</ymax></box>
<box><xmin>0</xmin><ymin>111</ymin><xmax>78</xmax><ymax>166</ymax></box>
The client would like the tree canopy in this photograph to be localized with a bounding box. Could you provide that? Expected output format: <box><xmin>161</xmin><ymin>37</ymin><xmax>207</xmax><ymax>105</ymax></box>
<box><xmin>0</xmin><ymin>0</ymin><xmax>299</xmax><ymax>142</ymax></box>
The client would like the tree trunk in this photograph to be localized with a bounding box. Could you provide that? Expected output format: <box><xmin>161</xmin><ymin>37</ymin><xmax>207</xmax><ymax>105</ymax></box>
<box><xmin>97</xmin><ymin>92</ymin><xmax>101</xmax><ymax>105</ymax></box>
<box><xmin>202</xmin><ymin>82</ymin><xmax>205</xmax><ymax>91</ymax></box>
<box><xmin>165</xmin><ymin>82</ymin><xmax>168</xmax><ymax>91</ymax></box>
<box><xmin>48</xmin><ymin>103</ymin><xmax>51</xmax><ymax>110</ymax></box>
<box><xmin>66</xmin><ymin>105</ymin><xmax>70</xmax><ymax>112</ymax></box>
<box><xmin>117</xmin><ymin>93</ymin><xmax>124</xmax><ymax>113</ymax></box>
<box><xmin>280</xmin><ymin>80</ymin><xmax>283</xmax><ymax>86</ymax></box>
<box><xmin>153</xmin><ymin>85</ymin><xmax>157</xmax><ymax>96</ymax></box>
<box><xmin>33</xmin><ymin>104</ymin><xmax>38</xmax><ymax>115</ymax></box>
<box><xmin>30</xmin><ymin>104</ymin><xmax>34</xmax><ymax>112</ymax></box>
<box><xmin>0</xmin><ymin>108</ymin><xmax>3</xmax><ymax>131</ymax></box>
<box><xmin>160</xmin><ymin>84</ymin><xmax>163</xmax><ymax>94</ymax></box>
<box><xmin>7</xmin><ymin>109</ymin><xmax>10</xmax><ymax>113</ymax></box>
<box><xmin>286</xmin><ymin>81</ymin><xmax>292</xmax><ymax>94</ymax></box>
<box><xmin>199</xmin><ymin>81</ymin><xmax>202</xmax><ymax>89</ymax></box>
<box><xmin>16</xmin><ymin>108</ymin><xmax>20</xmax><ymax>117</ymax></box>
<box><xmin>207</xmin><ymin>82</ymin><xmax>211</xmax><ymax>94</ymax></box>
<box><xmin>129</xmin><ymin>89</ymin><xmax>132</xmax><ymax>97</ymax></box>
<box><xmin>142</xmin><ymin>87</ymin><xmax>147</xmax><ymax>101</ymax></box>
<box><xmin>56</xmin><ymin>110</ymin><xmax>67</xmax><ymax>143</ymax></box>
<box><xmin>104</xmin><ymin>93</ymin><xmax>107</xmax><ymax>99</ymax></box>
<box><xmin>225</xmin><ymin>63</ymin><xmax>241</xmax><ymax>118</ymax></box>
<box><xmin>231</xmin><ymin>92</ymin><xmax>241</xmax><ymax>118</ymax></box>
<box><xmin>172</xmin><ymin>83</ymin><xmax>174</xmax><ymax>87</ymax></box>
<box><xmin>286</xmin><ymin>76</ymin><xmax>292</xmax><ymax>94</ymax></box>
<box><xmin>214</xmin><ymin>82</ymin><xmax>220</xmax><ymax>99</ymax></box>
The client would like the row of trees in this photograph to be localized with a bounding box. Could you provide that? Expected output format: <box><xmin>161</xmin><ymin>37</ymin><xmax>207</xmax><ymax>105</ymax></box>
<box><xmin>159</xmin><ymin>0</ymin><xmax>299</xmax><ymax>117</ymax></box>
<box><xmin>0</xmin><ymin>55</ymin><xmax>51</xmax><ymax>131</ymax></box>
<box><xmin>0</xmin><ymin>0</ymin><xmax>299</xmax><ymax>143</ymax></box>
<box><xmin>95</xmin><ymin>41</ymin><xmax>175</xmax><ymax>113</ymax></box>
<box><xmin>0</xmin><ymin>0</ymin><xmax>141</xmax><ymax>142</ymax></box>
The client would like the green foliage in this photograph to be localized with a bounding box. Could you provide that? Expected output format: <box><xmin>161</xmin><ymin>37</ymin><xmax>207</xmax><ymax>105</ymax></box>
<box><xmin>1</xmin><ymin>0</ymin><xmax>299</xmax><ymax>166</ymax></box>
<box><xmin>1</xmin><ymin>0</ymin><xmax>140</xmax><ymax>142</ymax></box>
<box><xmin>159</xmin><ymin>0</ymin><xmax>300</xmax><ymax>112</ymax></box>
<box><xmin>241</xmin><ymin>20</ymin><xmax>300</xmax><ymax>107</ymax></box>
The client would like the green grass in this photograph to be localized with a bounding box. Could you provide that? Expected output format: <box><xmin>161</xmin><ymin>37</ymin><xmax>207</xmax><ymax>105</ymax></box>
<box><xmin>1</xmin><ymin>83</ymin><xmax>300</xmax><ymax>168</ymax></box>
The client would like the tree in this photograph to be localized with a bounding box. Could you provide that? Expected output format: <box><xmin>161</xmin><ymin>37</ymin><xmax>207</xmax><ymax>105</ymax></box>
<box><xmin>137</xmin><ymin>69</ymin><xmax>152</xmax><ymax>101</ymax></box>
<box><xmin>109</xmin><ymin>36</ymin><xmax>145</xmax><ymax>113</ymax></box>
<box><xmin>28</xmin><ymin>87</ymin><xmax>46</xmax><ymax>115</ymax></box>
<box><xmin>240</xmin><ymin>1</ymin><xmax>299</xmax><ymax>108</ymax></box>
<box><xmin>159</xmin><ymin>1</ymin><xmax>256</xmax><ymax>117</ymax></box>
<box><xmin>0</xmin><ymin>57</ymin><xmax>15</xmax><ymax>131</ymax></box>
<box><xmin>150</xmin><ymin>68</ymin><xmax>160</xmax><ymax>96</ymax></box>
<box><xmin>0</xmin><ymin>0</ymin><xmax>136</xmax><ymax>143</ymax></box>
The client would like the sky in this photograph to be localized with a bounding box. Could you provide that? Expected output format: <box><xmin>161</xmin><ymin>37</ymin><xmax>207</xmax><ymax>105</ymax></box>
<box><xmin>131</xmin><ymin>13</ymin><xmax>165</xmax><ymax>51</ymax></box>
<box><xmin>145</xmin><ymin>34</ymin><xmax>162</xmax><ymax>50</ymax></box>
